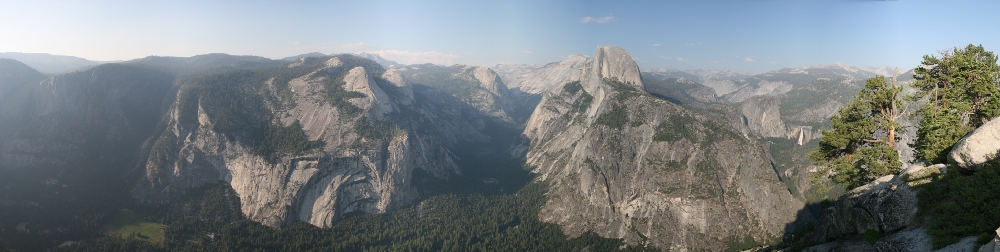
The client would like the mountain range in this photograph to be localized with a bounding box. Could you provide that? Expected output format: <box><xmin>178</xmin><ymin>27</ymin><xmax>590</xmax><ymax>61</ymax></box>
<box><xmin>0</xmin><ymin>47</ymin><xmax>934</xmax><ymax>251</ymax></box>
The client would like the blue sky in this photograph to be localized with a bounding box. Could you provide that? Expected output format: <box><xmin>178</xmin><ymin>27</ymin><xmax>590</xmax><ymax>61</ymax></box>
<box><xmin>1</xmin><ymin>0</ymin><xmax>998</xmax><ymax>72</ymax></box>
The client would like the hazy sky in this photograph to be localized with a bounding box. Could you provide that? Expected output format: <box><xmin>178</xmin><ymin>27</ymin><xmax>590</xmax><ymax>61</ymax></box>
<box><xmin>1</xmin><ymin>0</ymin><xmax>998</xmax><ymax>72</ymax></box>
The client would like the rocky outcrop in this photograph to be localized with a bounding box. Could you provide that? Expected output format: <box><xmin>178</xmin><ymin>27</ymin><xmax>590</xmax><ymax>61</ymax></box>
<box><xmin>805</xmin><ymin>228</ymin><xmax>979</xmax><ymax>252</ymax></box>
<box><xmin>524</xmin><ymin>46</ymin><xmax>800</xmax><ymax>250</ymax></box>
<box><xmin>132</xmin><ymin>55</ymin><xmax>461</xmax><ymax>228</ymax></box>
<box><xmin>899</xmin><ymin>164</ymin><xmax>946</xmax><ymax>187</ymax></box>
<box><xmin>948</xmin><ymin>116</ymin><xmax>1000</xmax><ymax>172</ymax></box>
<box><xmin>811</xmin><ymin>175</ymin><xmax>918</xmax><ymax>242</ymax></box>
<box><xmin>343</xmin><ymin>66</ymin><xmax>394</xmax><ymax>118</ymax></box>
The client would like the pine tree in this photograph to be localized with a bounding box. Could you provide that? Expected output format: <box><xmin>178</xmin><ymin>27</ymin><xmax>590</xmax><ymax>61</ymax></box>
<box><xmin>811</xmin><ymin>75</ymin><xmax>903</xmax><ymax>189</ymax></box>
<box><xmin>911</xmin><ymin>44</ymin><xmax>1000</xmax><ymax>163</ymax></box>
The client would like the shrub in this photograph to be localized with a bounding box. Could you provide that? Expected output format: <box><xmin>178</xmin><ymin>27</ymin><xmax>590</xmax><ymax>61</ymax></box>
<box><xmin>919</xmin><ymin>159</ymin><xmax>1000</xmax><ymax>249</ymax></box>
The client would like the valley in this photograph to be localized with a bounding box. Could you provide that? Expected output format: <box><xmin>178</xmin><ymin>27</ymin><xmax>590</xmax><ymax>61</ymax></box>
<box><xmin>0</xmin><ymin>43</ymin><xmax>997</xmax><ymax>252</ymax></box>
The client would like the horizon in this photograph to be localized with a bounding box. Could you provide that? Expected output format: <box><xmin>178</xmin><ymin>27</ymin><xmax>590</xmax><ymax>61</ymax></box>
<box><xmin>0</xmin><ymin>50</ymin><xmax>917</xmax><ymax>75</ymax></box>
<box><xmin>2</xmin><ymin>1</ymin><xmax>998</xmax><ymax>73</ymax></box>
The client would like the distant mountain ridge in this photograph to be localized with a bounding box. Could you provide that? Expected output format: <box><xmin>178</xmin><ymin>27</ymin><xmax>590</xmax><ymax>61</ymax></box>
<box><xmin>0</xmin><ymin>52</ymin><xmax>116</xmax><ymax>74</ymax></box>
<box><xmin>280</xmin><ymin>52</ymin><xmax>403</xmax><ymax>70</ymax></box>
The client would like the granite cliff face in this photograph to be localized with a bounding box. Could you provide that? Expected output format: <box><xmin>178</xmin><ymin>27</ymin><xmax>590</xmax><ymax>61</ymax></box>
<box><xmin>523</xmin><ymin>46</ymin><xmax>801</xmax><ymax>250</ymax></box>
<box><xmin>132</xmin><ymin>55</ymin><xmax>464</xmax><ymax>228</ymax></box>
<box><xmin>494</xmin><ymin>55</ymin><xmax>588</xmax><ymax>95</ymax></box>
<box><xmin>739</xmin><ymin>96</ymin><xmax>786</xmax><ymax>138</ymax></box>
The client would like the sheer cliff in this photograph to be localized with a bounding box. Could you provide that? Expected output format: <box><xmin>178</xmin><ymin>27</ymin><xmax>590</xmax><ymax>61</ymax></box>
<box><xmin>131</xmin><ymin>55</ymin><xmax>474</xmax><ymax>228</ymax></box>
<box><xmin>523</xmin><ymin>46</ymin><xmax>801</xmax><ymax>250</ymax></box>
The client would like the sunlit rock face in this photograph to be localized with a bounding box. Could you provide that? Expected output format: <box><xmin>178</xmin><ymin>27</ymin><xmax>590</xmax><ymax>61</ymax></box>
<box><xmin>494</xmin><ymin>55</ymin><xmax>588</xmax><ymax>95</ymax></box>
<box><xmin>132</xmin><ymin>55</ymin><xmax>464</xmax><ymax>228</ymax></box>
<box><xmin>523</xmin><ymin>46</ymin><xmax>800</xmax><ymax>250</ymax></box>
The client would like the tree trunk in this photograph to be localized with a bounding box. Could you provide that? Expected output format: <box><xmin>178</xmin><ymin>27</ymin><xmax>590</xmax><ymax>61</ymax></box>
<box><xmin>888</xmin><ymin>125</ymin><xmax>895</xmax><ymax>148</ymax></box>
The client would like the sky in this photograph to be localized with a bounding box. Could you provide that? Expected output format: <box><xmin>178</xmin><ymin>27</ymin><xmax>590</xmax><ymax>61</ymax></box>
<box><xmin>1</xmin><ymin>0</ymin><xmax>999</xmax><ymax>73</ymax></box>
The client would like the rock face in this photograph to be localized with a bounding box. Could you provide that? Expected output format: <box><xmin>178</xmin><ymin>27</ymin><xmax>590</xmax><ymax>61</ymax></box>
<box><xmin>132</xmin><ymin>55</ymin><xmax>463</xmax><ymax>228</ymax></box>
<box><xmin>683</xmin><ymin>80</ymin><xmax>720</xmax><ymax>103</ymax></box>
<box><xmin>494</xmin><ymin>55</ymin><xmax>588</xmax><ymax>95</ymax></box>
<box><xmin>811</xmin><ymin>175</ymin><xmax>918</xmax><ymax>242</ymax></box>
<box><xmin>948</xmin><ymin>116</ymin><xmax>1000</xmax><ymax>172</ymax></box>
<box><xmin>739</xmin><ymin>96</ymin><xmax>786</xmax><ymax>138</ymax></box>
<box><xmin>523</xmin><ymin>46</ymin><xmax>800</xmax><ymax>250</ymax></box>
<box><xmin>588</xmin><ymin>46</ymin><xmax>643</xmax><ymax>90</ymax></box>
<box><xmin>472</xmin><ymin>66</ymin><xmax>513</xmax><ymax>107</ymax></box>
<box><xmin>805</xmin><ymin>228</ymin><xmax>979</xmax><ymax>252</ymax></box>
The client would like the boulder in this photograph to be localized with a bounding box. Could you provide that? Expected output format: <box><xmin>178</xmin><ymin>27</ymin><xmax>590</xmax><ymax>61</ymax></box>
<box><xmin>812</xmin><ymin>175</ymin><xmax>918</xmax><ymax>242</ymax></box>
<box><xmin>948</xmin><ymin>116</ymin><xmax>1000</xmax><ymax>172</ymax></box>
<box><xmin>899</xmin><ymin>164</ymin><xmax>946</xmax><ymax>187</ymax></box>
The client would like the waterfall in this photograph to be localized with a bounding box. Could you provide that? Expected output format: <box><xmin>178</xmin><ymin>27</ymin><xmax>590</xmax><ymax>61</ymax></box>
<box><xmin>797</xmin><ymin>128</ymin><xmax>805</xmax><ymax>146</ymax></box>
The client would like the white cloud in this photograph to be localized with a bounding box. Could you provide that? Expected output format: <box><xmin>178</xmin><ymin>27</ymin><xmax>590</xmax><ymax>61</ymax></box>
<box><xmin>660</xmin><ymin>56</ymin><xmax>672</xmax><ymax>60</ymax></box>
<box><xmin>652</xmin><ymin>44</ymin><xmax>661</xmax><ymax>47</ymax></box>
<box><xmin>581</xmin><ymin>14</ymin><xmax>615</xmax><ymax>24</ymax></box>
<box><xmin>370</xmin><ymin>50</ymin><xmax>461</xmax><ymax>65</ymax></box>
<box><xmin>676</xmin><ymin>58</ymin><xmax>686</xmax><ymax>62</ymax></box>
<box><xmin>685</xmin><ymin>43</ymin><xmax>695</xmax><ymax>46</ymax></box>
<box><xmin>522</xmin><ymin>50</ymin><xmax>533</xmax><ymax>54</ymax></box>
<box><xmin>745</xmin><ymin>57</ymin><xmax>756</xmax><ymax>62</ymax></box>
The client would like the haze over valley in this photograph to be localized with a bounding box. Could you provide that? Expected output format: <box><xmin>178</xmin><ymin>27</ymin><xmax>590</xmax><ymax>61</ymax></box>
<box><xmin>3</xmin><ymin>1</ymin><xmax>1000</xmax><ymax>251</ymax></box>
